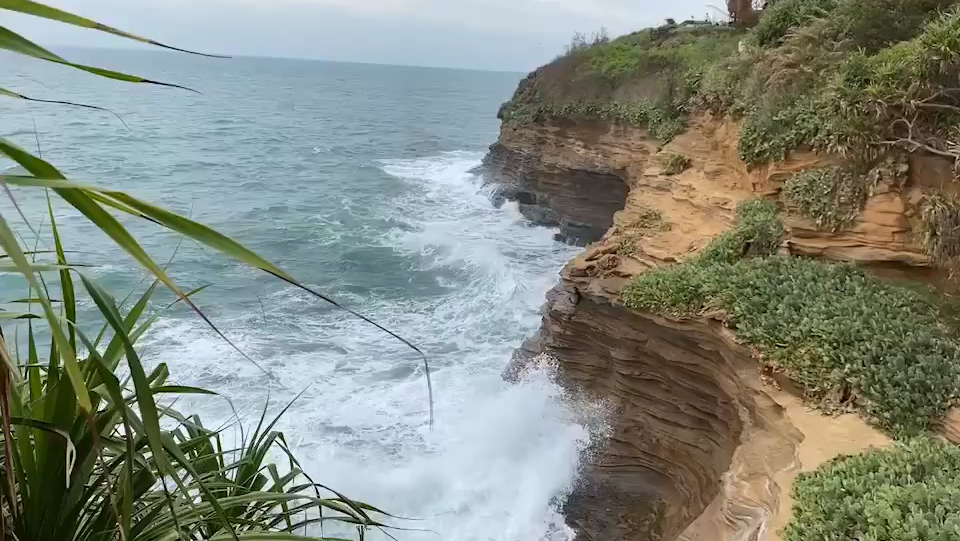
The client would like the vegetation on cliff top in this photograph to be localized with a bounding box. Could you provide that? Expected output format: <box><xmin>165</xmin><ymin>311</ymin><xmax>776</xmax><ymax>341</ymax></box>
<box><xmin>785</xmin><ymin>437</ymin><xmax>960</xmax><ymax>541</ymax></box>
<box><xmin>502</xmin><ymin>0</ymin><xmax>960</xmax><ymax>163</ymax></box>
<box><xmin>504</xmin><ymin>0</ymin><xmax>960</xmax><ymax>264</ymax></box>
<box><xmin>733</xmin><ymin>0</ymin><xmax>960</xmax><ymax>165</ymax></box>
<box><xmin>621</xmin><ymin>201</ymin><xmax>960</xmax><ymax>436</ymax></box>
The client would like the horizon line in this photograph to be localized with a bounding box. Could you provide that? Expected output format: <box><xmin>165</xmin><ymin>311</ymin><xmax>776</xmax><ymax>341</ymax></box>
<box><xmin>43</xmin><ymin>43</ymin><xmax>529</xmax><ymax>75</ymax></box>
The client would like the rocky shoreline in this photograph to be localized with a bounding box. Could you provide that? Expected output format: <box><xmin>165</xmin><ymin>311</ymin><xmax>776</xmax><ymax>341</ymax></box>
<box><xmin>481</xmin><ymin>116</ymin><xmax>954</xmax><ymax>541</ymax></box>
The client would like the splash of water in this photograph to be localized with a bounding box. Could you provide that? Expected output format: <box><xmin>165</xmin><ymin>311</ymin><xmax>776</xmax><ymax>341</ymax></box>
<box><xmin>142</xmin><ymin>152</ymin><xmax>600</xmax><ymax>541</ymax></box>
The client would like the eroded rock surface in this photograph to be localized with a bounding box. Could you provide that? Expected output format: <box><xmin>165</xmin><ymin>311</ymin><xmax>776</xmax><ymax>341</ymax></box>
<box><xmin>482</xmin><ymin>123</ymin><xmax>641</xmax><ymax>244</ymax></box>
<box><xmin>513</xmin><ymin>284</ymin><xmax>802</xmax><ymax>541</ymax></box>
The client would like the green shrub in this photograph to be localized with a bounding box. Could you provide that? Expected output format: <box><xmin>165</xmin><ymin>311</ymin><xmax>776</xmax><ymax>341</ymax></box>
<box><xmin>583</xmin><ymin>39</ymin><xmax>656</xmax><ymax>83</ymax></box>
<box><xmin>694</xmin><ymin>52</ymin><xmax>757</xmax><ymax>114</ymax></box>
<box><xmin>753</xmin><ymin>0</ymin><xmax>838</xmax><ymax>48</ymax></box>
<box><xmin>784</xmin><ymin>437</ymin><xmax>960</xmax><ymax>541</ymax></box>
<box><xmin>737</xmin><ymin>97</ymin><xmax>826</xmax><ymax>164</ymax></box>
<box><xmin>623</xmin><ymin>254</ymin><xmax>960</xmax><ymax>435</ymax></box>
<box><xmin>621</xmin><ymin>199</ymin><xmax>960</xmax><ymax>435</ymax></box>
<box><xmin>829</xmin><ymin>0</ymin><xmax>956</xmax><ymax>52</ymax></box>
<box><xmin>576</xmin><ymin>26</ymin><xmax>741</xmax><ymax>86</ymax></box>
<box><xmin>782</xmin><ymin>166</ymin><xmax>867</xmax><ymax>231</ymax></box>
<box><xmin>621</xmin><ymin>259</ymin><xmax>718</xmax><ymax>315</ymax></box>
<box><xmin>754</xmin><ymin>0</ymin><xmax>948</xmax><ymax>51</ymax></box>
<box><xmin>697</xmin><ymin>199</ymin><xmax>784</xmax><ymax>264</ymax></box>
<box><xmin>746</xmin><ymin>5</ymin><xmax>960</xmax><ymax>164</ymax></box>
<box><xmin>659</xmin><ymin>152</ymin><xmax>690</xmax><ymax>174</ymax></box>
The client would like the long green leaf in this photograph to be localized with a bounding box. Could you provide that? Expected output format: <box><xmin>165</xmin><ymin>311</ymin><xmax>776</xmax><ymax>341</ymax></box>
<box><xmin>10</xmin><ymin>416</ymin><xmax>77</xmax><ymax>486</ymax></box>
<box><xmin>47</xmin><ymin>191</ymin><xmax>76</xmax><ymax>354</ymax></box>
<box><xmin>0</xmin><ymin>0</ymin><xmax>223</xmax><ymax>57</ymax></box>
<box><xmin>0</xmin><ymin>312</ymin><xmax>40</xmax><ymax>320</ymax></box>
<box><xmin>0</xmin><ymin>263</ymin><xmax>73</xmax><ymax>272</ymax></box>
<box><xmin>79</xmin><ymin>273</ymin><xmax>241</xmax><ymax>541</ymax></box>
<box><xmin>138</xmin><ymin>491</ymin><xmax>371</xmax><ymax>537</ymax></box>
<box><xmin>0</xmin><ymin>25</ymin><xmax>195</xmax><ymax>90</ymax></box>
<box><xmin>79</xmin><ymin>331</ymin><xmax>141</xmax><ymax>541</ymax></box>
<box><xmin>77</xmin><ymin>275</ymin><xmax>169</xmax><ymax>469</ymax></box>
<box><xmin>151</xmin><ymin>385</ymin><xmax>218</xmax><ymax>396</ymax></box>
<box><xmin>101</xmin><ymin>282</ymin><xmax>158</xmax><ymax>371</ymax></box>
<box><xmin>0</xmin><ymin>85</ymin><xmax>131</xmax><ymax>127</ymax></box>
<box><xmin>207</xmin><ymin>533</ymin><xmax>353</xmax><ymax>541</ymax></box>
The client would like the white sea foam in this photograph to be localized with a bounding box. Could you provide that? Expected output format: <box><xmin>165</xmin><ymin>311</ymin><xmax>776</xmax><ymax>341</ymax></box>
<box><xmin>141</xmin><ymin>151</ymin><xmax>597</xmax><ymax>541</ymax></box>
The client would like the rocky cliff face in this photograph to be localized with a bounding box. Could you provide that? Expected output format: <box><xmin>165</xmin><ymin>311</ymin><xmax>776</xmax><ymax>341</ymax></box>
<box><xmin>483</xmin><ymin>122</ymin><xmax>637</xmax><ymax>245</ymax></box>
<box><xmin>486</xmin><ymin>116</ymin><xmax>949</xmax><ymax>541</ymax></box>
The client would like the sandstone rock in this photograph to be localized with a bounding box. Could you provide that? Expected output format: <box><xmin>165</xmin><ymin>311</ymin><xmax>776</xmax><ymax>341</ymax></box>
<box><xmin>486</xmin><ymin>115</ymin><xmax>953</xmax><ymax>541</ymax></box>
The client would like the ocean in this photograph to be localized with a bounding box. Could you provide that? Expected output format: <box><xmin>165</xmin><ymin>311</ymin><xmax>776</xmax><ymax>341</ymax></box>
<box><xmin>2</xmin><ymin>49</ymin><xmax>594</xmax><ymax>540</ymax></box>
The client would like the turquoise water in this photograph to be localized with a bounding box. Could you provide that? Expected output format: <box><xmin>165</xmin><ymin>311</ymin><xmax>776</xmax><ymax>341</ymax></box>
<box><xmin>3</xmin><ymin>49</ymin><xmax>593</xmax><ymax>539</ymax></box>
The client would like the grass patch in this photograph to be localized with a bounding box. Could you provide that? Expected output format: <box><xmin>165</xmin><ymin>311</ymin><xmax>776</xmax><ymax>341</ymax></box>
<box><xmin>659</xmin><ymin>152</ymin><xmax>690</xmax><ymax>174</ymax></box>
<box><xmin>784</xmin><ymin>437</ymin><xmax>960</xmax><ymax>541</ymax></box>
<box><xmin>633</xmin><ymin>206</ymin><xmax>666</xmax><ymax>229</ymax></box>
<box><xmin>501</xmin><ymin>100</ymin><xmax>686</xmax><ymax>140</ymax></box>
<box><xmin>498</xmin><ymin>23</ymin><xmax>743</xmax><ymax>140</ymax></box>
<box><xmin>782</xmin><ymin>166</ymin><xmax>867</xmax><ymax>231</ymax></box>
<box><xmin>621</xmin><ymin>201</ymin><xmax>960</xmax><ymax>436</ymax></box>
<box><xmin>615</xmin><ymin>234</ymin><xmax>640</xmax><ymax>255</ymax></box>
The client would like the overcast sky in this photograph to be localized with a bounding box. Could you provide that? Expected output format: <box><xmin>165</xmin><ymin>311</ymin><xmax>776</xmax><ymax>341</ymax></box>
<box><xmin>6</xmin><ymin>0</ymin><xmax>719</xmax><ymax>71</ymax></box>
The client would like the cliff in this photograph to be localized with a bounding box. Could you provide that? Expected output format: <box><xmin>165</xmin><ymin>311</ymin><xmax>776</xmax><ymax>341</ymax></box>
<box><xmin>483</xmin><ymin>116</ymin><xmax>958</xmax><ymax>541</ymax></box>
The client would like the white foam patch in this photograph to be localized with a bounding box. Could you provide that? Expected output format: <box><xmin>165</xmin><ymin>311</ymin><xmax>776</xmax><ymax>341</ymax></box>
<box><xmin>139</xmin><ymin>151</ymin><xmax>597</xmax><ymax>541</ymax></box>
<box><xmin>380</xmin><ymin>151</ymin><xmax>564</xmax><ymax>278</ymax></box>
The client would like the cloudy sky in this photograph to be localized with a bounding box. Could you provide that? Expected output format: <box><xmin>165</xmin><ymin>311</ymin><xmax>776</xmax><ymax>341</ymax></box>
<box><xmin>7</xmin><ymin>0</ymin><xmax>718</xmax><ymax>71</ymax></box>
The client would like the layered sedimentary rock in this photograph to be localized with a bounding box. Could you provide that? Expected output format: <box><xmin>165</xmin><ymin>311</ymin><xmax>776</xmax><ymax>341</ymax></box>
<box><xmin>514</xmin><ymin>284</ymin><xmax>804</xmax><ymax>541</ymax></box>
<box><xmin>483</xmin><ymin>122</ymin><xmax>635</xmax><ymax>244</ymax></box>
<box><xmin>489</xmin><ymin>115</ymin><xmax>947</xmax><ymax>541</ymax></box>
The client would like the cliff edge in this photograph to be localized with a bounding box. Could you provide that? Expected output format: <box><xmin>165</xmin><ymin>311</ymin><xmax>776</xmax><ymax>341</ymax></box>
<box><xmin>484</xmin><ymin>5</ymin><xmax>960</xmax><ymax>538</ymax></box>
